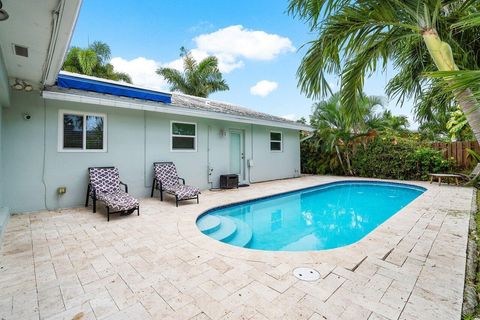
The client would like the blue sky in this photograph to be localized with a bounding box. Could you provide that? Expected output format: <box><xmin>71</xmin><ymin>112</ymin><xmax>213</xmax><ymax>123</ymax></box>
<box><xmin>70</xmin><ymin>0</ymin><xmax>414</xmax><ymax>126</ymax></box>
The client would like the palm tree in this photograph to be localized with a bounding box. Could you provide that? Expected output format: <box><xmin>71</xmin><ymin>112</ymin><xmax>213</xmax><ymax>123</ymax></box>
<box><xmin>62</xmin><ymin>41</ymin><xmax>132</xmax><ymax>83</ymax></box>
<box><xmin>156</xmin><ymin>48</ymin><xmax>229</xmax><ymax>98</ymax></box>
<box><xmin>288</xmin><ymin>0</ymin><xmax>480</xmax><ymax>142</ymax></box>
<box><xmin>311</xmin><ymin>93</ymin><xmax>384</xmax><ymax>175</ymax></box>
<box><xmin>379</xmin><ymin>110</ymin><xmax>410</xmax><ymax>133</ymax></box>
<box><xmin>427</xmin><ymin>13</ymin><xmax>480</xmax><ymax>101</ymax></box>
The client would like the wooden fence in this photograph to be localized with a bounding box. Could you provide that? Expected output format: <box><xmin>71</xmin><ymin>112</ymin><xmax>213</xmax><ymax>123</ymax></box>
<box><xmin>431</xmin><ymin>141</ymin><xmax>480</xmax><ymax>168</ymax></box>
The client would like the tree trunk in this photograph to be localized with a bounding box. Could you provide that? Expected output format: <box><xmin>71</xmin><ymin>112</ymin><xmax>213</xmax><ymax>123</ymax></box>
<box><xmin>345</xmin><ymin>151</ymin><xmax>353</xmax><ymax>176</ymax></box>
<box><xmin>422</xmin><ymin>29</ymin><xmax>480</xmax><ymax>143</ymax></box>
<box><xmin>335</xmin><ymin>145</ymin><xmax>347</xmax><ymax>175</ymax></box>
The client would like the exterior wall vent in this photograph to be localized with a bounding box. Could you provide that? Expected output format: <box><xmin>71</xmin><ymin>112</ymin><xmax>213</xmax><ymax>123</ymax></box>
<box><xmin>13</xmin><ymin>44</ymin><xmax>28</xmax><ymax>57</ymax></box>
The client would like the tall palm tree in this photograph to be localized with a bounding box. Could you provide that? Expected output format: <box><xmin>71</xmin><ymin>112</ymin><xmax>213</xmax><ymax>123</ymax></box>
<box><xmin>379</xmin><ymin>110</ymin><xmax>410</xmax><ymax>132</ymax></box>
<box><xmin>427</xmin><ymin>12</ymin><xmax>480</xmax><ymax>100</ymax></box>
<box><xmin>156</xmin><ymin>48</ymin><xmax>229</xmax><ymax>98</ymax></box>
<box><xmin>311</xmin><ymin>93</ymin><xmax>384</xmax><ymax>174</ymax></box>
<box><xmin>62</xmin><ymin>41</ymin><xmax>132</xmax><ymax>83</ymax></box>
<box><xmin>288</xmin><ymin>0</ymin><xmax>480</xmax><ymax>142</ymax></box>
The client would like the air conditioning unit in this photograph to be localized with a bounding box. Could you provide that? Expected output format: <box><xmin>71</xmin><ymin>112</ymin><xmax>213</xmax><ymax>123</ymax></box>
<box><xmin>220</xmin><ymin>174</ymin><xmax>239</xmax><ymax>189</ymax></box>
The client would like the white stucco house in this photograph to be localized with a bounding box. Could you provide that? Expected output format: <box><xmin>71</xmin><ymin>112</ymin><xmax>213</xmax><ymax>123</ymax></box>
<box><xmin>0</xmin><ymin>0</ymin><xmax>312</xmax><ymax>229</ymax></box>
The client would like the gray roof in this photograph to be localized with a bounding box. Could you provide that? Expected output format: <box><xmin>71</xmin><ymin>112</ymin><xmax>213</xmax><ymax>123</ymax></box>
<box><xmin>171</xmin><ymin>93</ymin><xmax>299</xmax><ymax>125</ymax></box>
<box><xmin>45</xmin><ymin>85</ymin><xmax>313</xmax><ymax>131</ymax></box>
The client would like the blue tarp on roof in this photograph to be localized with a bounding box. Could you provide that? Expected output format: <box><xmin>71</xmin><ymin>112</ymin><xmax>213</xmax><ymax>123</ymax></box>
<box><xmin>57</xmin><ymin>73</ymin><xmax>172</xmax><ymax>103</ymax></box>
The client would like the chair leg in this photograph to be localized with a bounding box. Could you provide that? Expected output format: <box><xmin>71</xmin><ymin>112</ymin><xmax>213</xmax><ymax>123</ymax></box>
<box><xmin>107</xmin><ymin>207</ymin><xmax>110</xmax><ymax>222</ymax></box>
<box><xmin>197</xmin><ymin>195</ymin><xmax>199</xmax><ymax>204</ymax></box>
<box><xmin>93</xmin><ymin>198</ymin><xmax>96</xmax><ymax>213</ymax></box>
<box><xmin>137</xmin><ymin>206</ymin><xmax>140</xmax><ymax>216</ymax></box>
<box><xmin>160</xmin><ymin>190</ymin><xmax>163</xmax><ymax>201</ymax></box>
<box><xmin>85</xmin><ymin>185</ymin><xmax>90</xmax><ymax>207</ymax></box>
<box><xmin>176</xmin><ymin>196</ymin><xmax>178</xmax><ymax>207</ymax></box>
<box><xmin>151</xmin><ymin>179</ymin><xmax>156</xmax><ymax>197</ymax></box>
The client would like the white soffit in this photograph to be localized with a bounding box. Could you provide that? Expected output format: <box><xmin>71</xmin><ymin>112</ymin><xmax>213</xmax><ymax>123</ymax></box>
<box><xmin>0</xmin><ymin>0</ymin><xmax>82</xmax><ymax>88</ymax></box>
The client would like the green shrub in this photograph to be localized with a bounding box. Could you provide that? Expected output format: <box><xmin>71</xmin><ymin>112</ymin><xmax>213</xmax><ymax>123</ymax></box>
<box><xmin>301</xmin><ymin>134</ymin><xmax>344</xmax><ymax>175</ymax></box>
<box><xmin>351</xmin><ymin>137</ymin><xmax>454</xmax><ymax>180</ymax></box>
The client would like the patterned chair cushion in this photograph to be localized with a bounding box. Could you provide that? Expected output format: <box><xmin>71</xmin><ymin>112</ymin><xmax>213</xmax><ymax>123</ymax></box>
<box><xmin>89</xmin><ymin>167</ymin><xmax>120</xmax><ymax>193</ymax></box>
<box><xmin>154</xmin><ymin>163</ymin><xmax>180</xmax><ymax>187</ymax></box>
<box><xmin>97</xmin><ymin>190</ymin><xmax>139</xmax><ymax>212</ymax></box>
<box><xmin>163</xmin><ymin>185</ymin><xmax>200</xmax><ymax>200</ymax></box>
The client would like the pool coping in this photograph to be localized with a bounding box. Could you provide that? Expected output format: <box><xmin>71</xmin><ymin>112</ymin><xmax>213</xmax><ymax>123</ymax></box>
<box><xmin>178</xmin><ymin>176</ymin><xmax>474</xmax><ymax>270</ymax></box>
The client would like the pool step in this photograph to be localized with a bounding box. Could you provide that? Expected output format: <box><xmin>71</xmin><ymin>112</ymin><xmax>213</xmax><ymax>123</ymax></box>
<box><xmin>226</xmin><ymin>218</ymin><xmax>253</xmax><ymax>248</ymax></box>
<box><xmin>208</xmin><ymin>216</ymin><xmax>237</xmax><ymax>241</ymax></box>
<box><xmin>198</xmin><ymin>215</ymin><xmax>253</xmax><ymax>248</ymax></box>
<box><xmin>197</xmin><ymin>215</ymin><xmax>221</xmax><ymax>234</ymax></box>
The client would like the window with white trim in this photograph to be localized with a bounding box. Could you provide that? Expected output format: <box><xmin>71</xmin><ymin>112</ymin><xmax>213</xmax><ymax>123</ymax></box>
<box><xmin>59</xmin><ymin>110</ymin><xmax>107</xmax><ymax>152</ymax></box>
<box><xmin>270</xmin><ymin>131</ymin><xmax>282</xmax><ymax>151</ymax></box>
<box><xmin>171</xmin><ymin>121</ymin><xmax>197</xmax><ymax>151</ymax></box>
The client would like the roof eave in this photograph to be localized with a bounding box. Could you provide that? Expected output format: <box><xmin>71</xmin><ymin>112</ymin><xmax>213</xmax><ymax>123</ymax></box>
<box><xmin>42</xmin><ymin>0</ymin><xmax>83</xmax><ymax>87</ymax></box>
<box><xmin>42</xmin><ymin>89</ymin><xmax>314</xmax><ymax>131</ymax></box>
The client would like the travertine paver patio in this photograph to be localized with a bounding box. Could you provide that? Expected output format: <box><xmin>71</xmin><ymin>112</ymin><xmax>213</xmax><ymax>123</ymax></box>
<box><xmin>0</xmin><ymin>175</ymin><xmax>474</xmax><ymax>320</ymax></box>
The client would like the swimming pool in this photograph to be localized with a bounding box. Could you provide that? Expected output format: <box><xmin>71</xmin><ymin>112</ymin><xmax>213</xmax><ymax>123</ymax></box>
<box><xmin>196</xmin><ymin>181</ymin><xmax>425</xmax><ymax>251</ymax></box>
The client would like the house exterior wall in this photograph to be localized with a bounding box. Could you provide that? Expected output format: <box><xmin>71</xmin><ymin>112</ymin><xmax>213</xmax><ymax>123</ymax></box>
<box><xmin>0</xmin><ymin>103</ymin><xmax>3</xmax><ymax>207</ymax></box>
<box><xmin>0</xmin><ymin>47</ymin><xmax>8</xmax><ymax>209</ymax></box>
<box><xmin>2</xmin><ymin>91</ymin><xmax>301</xmax><ymax>213</ymax></box>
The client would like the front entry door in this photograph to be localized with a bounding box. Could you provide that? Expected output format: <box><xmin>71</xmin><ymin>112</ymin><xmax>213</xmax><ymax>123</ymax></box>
<box><xmin>229</xmin><ymin>130</ymin><xmax>245</xmax><ymax>182</ymax></box>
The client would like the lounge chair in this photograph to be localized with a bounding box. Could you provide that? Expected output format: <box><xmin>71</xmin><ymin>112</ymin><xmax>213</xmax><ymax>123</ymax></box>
<box><xmin>429</xmin><ymin>163</ymin><xmax>480</xmax><ymax>186</ymax></box>
<box><xmin>85</xmin><ymin>167</ymin><xmax>139</xmax><ymax>221</ymax></box>
<box><xmin>151</xmin><ymin>162</ymin><xmax>200</xmax><ymax>207</ymax></box>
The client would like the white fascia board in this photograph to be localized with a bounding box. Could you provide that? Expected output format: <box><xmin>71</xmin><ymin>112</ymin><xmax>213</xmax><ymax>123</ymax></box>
<box><xmin>42</xmin><ymin>90</ymin><xmax>314</xmax><ymax>131</ymax></box>
<box><xmin>42</xmin><ymin>0</ymin><xmax>83</xmax><ymax>86</ymax></box>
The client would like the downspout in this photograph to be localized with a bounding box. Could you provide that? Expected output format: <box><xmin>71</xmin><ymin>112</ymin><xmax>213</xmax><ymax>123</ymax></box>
<box><xmin>42</xmin><ymin>0</ymin><xmax>83</xmax><ymax>87</ymax></box>
<box><xmin>41</xmin><ymin>0</ymin><xmax>63</xmax><ymax>86</ymax></box>
<box><xmin>144</xmin><ymin>111</ymin><xmax>148</xmax><ymax>189</ymax></box>
<box><xmin>41</xmin><ymin>99</ymin><xmax>50</xmax><ymax>210</ymax></box>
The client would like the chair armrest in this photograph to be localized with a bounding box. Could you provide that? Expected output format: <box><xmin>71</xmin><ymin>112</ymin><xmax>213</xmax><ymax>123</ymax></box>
<box><xmin>456</xmin><ymin>174</ymin><xmax>470</xmax><ymax>181</ymax></box>
<box><xmin>178</xmin><ymin>177</ymin><xmax>185</xmax><ymax>185</ymax></box>
<box><xmin>120</xmin><ymin>181</ymin><xmax>129</xmax><ymax>193</ymax></box>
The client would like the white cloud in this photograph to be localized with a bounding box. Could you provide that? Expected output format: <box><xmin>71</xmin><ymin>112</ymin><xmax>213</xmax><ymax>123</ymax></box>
<box><xmin>110</xmin><ymin>57</ymin><xmax>168</xmax><ymax>90</ymax></box>
<box><xmin>192</xmin><ymin>25</ymin><xmax>295</xmax><ymax>73</ymax></box>
<box><xmin>110</xmin><ymin>25</ymin><xmax>295</xmax><ymax>89</ymax></box>
<box><xmin>281</xmin><ymin>114</ymin><xmax>299</xmax><ymax>121</ymax></box>
<box><xmin>195</xmin><ymin>25</ymin><xmax>295</xmax><ymax>60</ymax></box>
<box><xmin>250</xmin><ymin>80</ymin><xmax>278</xmax><ymax>97</ymax></box>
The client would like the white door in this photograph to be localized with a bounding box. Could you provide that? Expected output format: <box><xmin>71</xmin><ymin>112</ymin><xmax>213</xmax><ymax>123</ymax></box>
<box><xmin>229</xmin><ymin>130</ymin><xmax>245</xmax><ymax>182</ymax></box>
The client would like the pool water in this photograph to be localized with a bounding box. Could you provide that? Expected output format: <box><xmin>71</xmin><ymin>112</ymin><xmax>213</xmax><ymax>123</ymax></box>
<box><xmin>196</xmin><ymin>181</ymin><xmax>425</xmax><ymax>251</ymax></box>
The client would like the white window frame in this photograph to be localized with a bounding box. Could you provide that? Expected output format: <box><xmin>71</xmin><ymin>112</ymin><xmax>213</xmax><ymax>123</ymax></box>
<box><xmin>170</xmin><ymin>120</ymin><xmax>197</xmax><ymax>152</ymax></box>
<box><xmin>58</xmin><ymin>110</ymin><xmax>107</xmax><ymax>152</ymax></box>
<box><xmin>270</xmin><ymin>131</ymin><xmax>283</xmax><ymax>152</ymax></box>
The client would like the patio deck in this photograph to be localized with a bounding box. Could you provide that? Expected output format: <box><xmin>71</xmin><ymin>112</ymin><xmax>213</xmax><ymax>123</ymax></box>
<box><xmin>0</xmin><ymin>176</ymin><xmax>474</xmax><ymax>320</ymax></box>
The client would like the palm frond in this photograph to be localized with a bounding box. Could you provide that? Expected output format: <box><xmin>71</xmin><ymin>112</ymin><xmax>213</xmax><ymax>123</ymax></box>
<box><xmin>426</xmin><ymin>70</ymin><xmax>480</xmax><ymax>100</ymax></box>
<box><xmin>156</xmin><ymin>67</ymin><xmax>189</xmax><ymax>93</ymax></box>
<box><xmin>88</xmin><ymin>41</ymin><xmax>111</xmax><ymax>65</ymax></box>
<box><xmin>452</xmin><ymin>13</ymin><xmax>480</xmax><ymax>30</ymax></box>
<box><xmin>76</xmin><ymin>49</ymin><xmax>98</xmax><ymax>75</ymax></box>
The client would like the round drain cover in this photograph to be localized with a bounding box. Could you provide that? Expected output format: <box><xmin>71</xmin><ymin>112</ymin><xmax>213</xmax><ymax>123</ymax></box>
<box><xmin>293</xmin><ymin>267</ymin><xmax>320</xmax><ymax>281</ymax></box>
